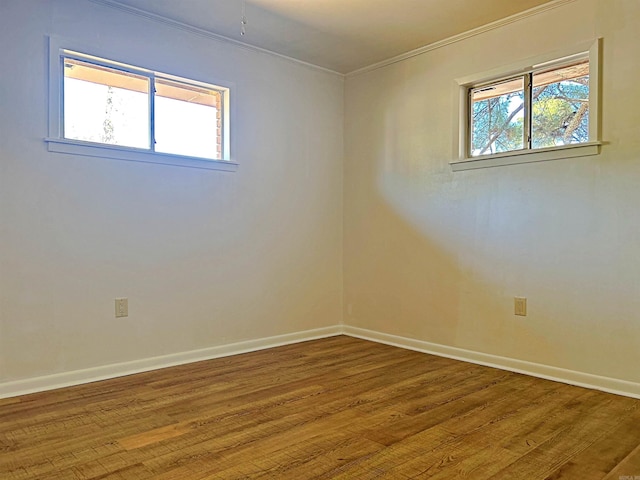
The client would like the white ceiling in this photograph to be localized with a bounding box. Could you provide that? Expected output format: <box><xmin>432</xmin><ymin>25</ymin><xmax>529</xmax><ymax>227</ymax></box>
<box><xmin>102</xmin><ymin>0</ymin><xmax>558</xmax><ymax>74</ymax></box>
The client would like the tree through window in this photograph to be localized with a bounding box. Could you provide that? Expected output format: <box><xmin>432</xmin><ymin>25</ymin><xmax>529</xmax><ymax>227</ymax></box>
<box><xmin>470</xmin><ymin>60</ymin><xmax>589</xmax><ymax>157</ymax></box>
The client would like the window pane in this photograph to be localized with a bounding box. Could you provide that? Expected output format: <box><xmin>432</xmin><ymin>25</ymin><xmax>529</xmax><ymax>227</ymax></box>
<box><xmin>63</xmin><ymin>58</ymin><xmax>150</xmax><ymax>149</ymax></box>
<box><xmin>470</xmin><ymin>77</ymin><xmax>524</xmax><ymax>156</ymax></box>
<box><xmin>532</xmin><ymin>61</ymin><xmax>589</xmax><ymax>148</ymax></box>
<box><xmin>154</xmin><ymin>78</ymin><xmax>222</xmax><ymax>160</ymax></box>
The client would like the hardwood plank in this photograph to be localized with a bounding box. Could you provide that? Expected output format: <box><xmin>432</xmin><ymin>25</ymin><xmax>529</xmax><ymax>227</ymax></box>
<box><xmin>1</xmin><ymin>336</ymin><xmax>639</xmax><ymax>479</ymax></box>
<box><xmin>603</xmin><ymin>443</ymin><xmax>640</xmax><ymax>480</ymax></box>
<box><xmin>119</xmin><ymin>422</ymin><xmax>195</xmax><ymax>451</ymax></box>
<box><xmin>486</xmin><ymin>392</ymin><xmax>639</xmax><ymax>479</ymax></box>
<box><xmin>544</xmin><ymin>407</ymin><xmax>640</xmax><ymax>479</ymax></box>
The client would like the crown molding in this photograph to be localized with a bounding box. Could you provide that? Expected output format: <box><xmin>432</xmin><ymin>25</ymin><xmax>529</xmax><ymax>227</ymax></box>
<box><xmin>89</xmin><ymin>0</ymin><xmax>577</xmax><ymax>79</ymax></box>
<box><xmin>346</xmin><ymin>0</ymin><xmax>578</xmax><ymax>77</ymax></box>
<box><xmin>88</xmin><ymin>0</ymin><xmax>344</xmax><ymax>77</ymax></box>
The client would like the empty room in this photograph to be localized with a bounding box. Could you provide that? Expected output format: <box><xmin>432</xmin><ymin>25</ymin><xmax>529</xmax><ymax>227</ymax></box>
<box><xmin>1</xmin><ymin>0</ymin><xmax>639</xmax><ymax>478</ymax></box>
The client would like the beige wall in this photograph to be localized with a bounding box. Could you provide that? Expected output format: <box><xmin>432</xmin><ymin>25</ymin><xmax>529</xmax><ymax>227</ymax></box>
<box><xmin>344</xmin><ymin>0</ymin><xmax>640</xmax><ymax>383</ymax></box>
<box><xmin>0</xmin><ymin>0</ymin><xmax>344</xmax><ymax>382</ymax></box>
<box><xmin>2</xmin><ymin>0</ymin><xmax>638</xmax><ymax>391</ymax></box>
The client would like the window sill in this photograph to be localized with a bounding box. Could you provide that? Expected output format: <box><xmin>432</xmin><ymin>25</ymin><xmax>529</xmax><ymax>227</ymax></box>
<box><xmin>450</xmin><ymin>142</ymin><xmax>601</xmax><ymax>171</ymax></box>
<box><xmin>45</xmin><ymin>138</ymin><xmax>238</xmax><ymax>172</ymax></box>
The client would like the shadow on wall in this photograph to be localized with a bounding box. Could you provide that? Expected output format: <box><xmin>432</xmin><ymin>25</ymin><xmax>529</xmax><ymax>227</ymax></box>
<box><xmin>344</xmin><ymin>62</ymin><xmax>640</xmax><ymax>381</ymax></box>
<box><xmin>344</xmin><ymin>181</ymin><xmax>559</xmax><ymax>367</ymax></box>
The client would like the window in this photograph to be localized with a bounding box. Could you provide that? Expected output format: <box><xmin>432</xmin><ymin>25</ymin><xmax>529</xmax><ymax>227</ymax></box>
<box><xmin>63</xmin><ymin>58</ymin><xmax>151</xmax><ymax>150</ymax></box>
<box><xmin>470</xmin><ymin>60</ymin><xmax>589</xmax><ymax>156</ymax></box>
<box><xmin>47</xmin><ymin>39</ymin><xmax>235</xmax><ymax>171</ymax></box>
<box><xmin>452</xmin><ymin>40</ymin><xmax>601</xmax><ymax>170</ymax></box>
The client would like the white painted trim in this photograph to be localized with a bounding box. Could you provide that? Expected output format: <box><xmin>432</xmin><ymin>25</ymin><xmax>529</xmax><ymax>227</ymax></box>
<box><xmin>452</xmin><ymin>38</ymin><xmax>601</xmax><ymax>170</ymax></box>
<box><xmin>0</xmin><ymin>326</ymin><xmax>342</xmax><ymax>399</ymax></box>
<box><xmin>342</xmin><ymin>326</ymin><xmax>640</xmax><ymax>400</ymax></box>
<box><xmin>450</xmin><ymin>142</ymin><xmax>601</xmax><ymax>171</ymax></box>
<box><xmin>45</xmin><ymin>138</ymin><xmax>239</xmax><ymax>172</ymax></box>
<box><xmin>89</xmin><ymin>0</ymin><xmax>343</xmax><ymax>77</ymax></box>
<box><xmin>47</xmin><ymin>35</ymin><xmax>238</xmax><ymax>170</ymax></box>
<box><xmin>89</xmin><ymin>0</ymin><xmax>576</xmax><ymax>78</ymax></box>
<box><xmin>5</xmin><ymin>324</ymin><xmax>638</xmax><ymax>401</ymax></box>
<box><xmin>346</xmin><ymin>0</ymin><xmax>578</xmax><ymax>77</ymax></box>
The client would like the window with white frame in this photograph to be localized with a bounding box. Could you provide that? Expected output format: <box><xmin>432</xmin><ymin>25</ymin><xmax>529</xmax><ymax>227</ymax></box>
<box><xmin>452</xmin><ymin>40</ymin><xmax>601</xmax><ymax>170</ymax></box>
<box><xmin>47</xmin><ymin>40</ymin><xmax>234</xmax><ymax>171</ymax></box>
<box><xmin>470</xmin><ymin>60</ymin><xmax>589</xmax><ymax>156</ymax></box>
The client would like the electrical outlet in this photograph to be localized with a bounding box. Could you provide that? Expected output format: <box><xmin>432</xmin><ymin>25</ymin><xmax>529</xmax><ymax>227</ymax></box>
<box><xmin>514</xmin><ymin>297</ymin><xmax>527</xmax><ymax>316</ymax></box>
<box><xmin>115</xmin><ymin>298</ymin><xmax>128</xmax><ymax>318</ymax></box>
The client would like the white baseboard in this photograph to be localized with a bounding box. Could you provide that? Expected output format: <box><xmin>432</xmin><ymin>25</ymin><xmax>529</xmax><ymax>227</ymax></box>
<box><xmin>342</xmin><ymin>326</ymin><xmax>640</xmax><ymax>399</ymax></box>
<box><xmin>0</xmin><ymin>325</ymin><xmax>343</xmax><ymax>399</ymax></box>
<box><xmin>4</xmin><ymin>324</ymin><xmax>639</xmax><ymax>401</ymax></box>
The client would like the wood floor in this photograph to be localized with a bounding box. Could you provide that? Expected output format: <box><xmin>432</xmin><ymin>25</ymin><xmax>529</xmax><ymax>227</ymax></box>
<box><xmin>1</xmin><ymin>336</ymin><xmax>639</xmax><ymax>479</ymax></box>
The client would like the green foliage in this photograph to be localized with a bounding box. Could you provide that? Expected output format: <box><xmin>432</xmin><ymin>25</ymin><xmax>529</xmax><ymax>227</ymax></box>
<box><xmin>471</xmin><ymin>75</ymin><xmax>588</xmax><ymax>156</ymax></box>
<box><xmin>532</xmin><ymin>79</ymin><xmax>589</xmax><ymax>148</ymax></box>
<box><xmin>472</xmin><ymin>92</ymin><xmax>524</xmax><ymax>156</ymax></box>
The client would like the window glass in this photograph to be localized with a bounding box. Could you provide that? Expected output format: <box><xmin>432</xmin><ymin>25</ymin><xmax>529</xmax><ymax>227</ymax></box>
<box><xmin>453</xmin><ymin>42</ymin><xmax>599</xmax><ymax>170</ymax></box>
<box><xmin>154</xmin><ymin>78</ymin><xmax>222</xmax><ymax>160</ymax></box>
<box><xmin>532</xmin><ymin>61</ymin><xmax>589</xmax><ymax>148</ymax></box>
<box><xmin>63</xmin><ymin>58</ymin><xmax>149</xmax><ymax>149</ymax></box>
<box><xmin>470</xmin><ymin>77</ymin><xmax>524</xmax><ymax>156</ymax></box>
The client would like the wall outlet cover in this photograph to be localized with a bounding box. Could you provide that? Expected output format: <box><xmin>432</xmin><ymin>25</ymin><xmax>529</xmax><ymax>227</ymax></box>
<box><xmin>514</xmin><ymin>297</ymin><xmax>527</xmax><ymax>316</ymax></box>
<box><xmin>115</xmin><ymin>298</ymin><xmax>128</xmax><ymax>318</ymax></box>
